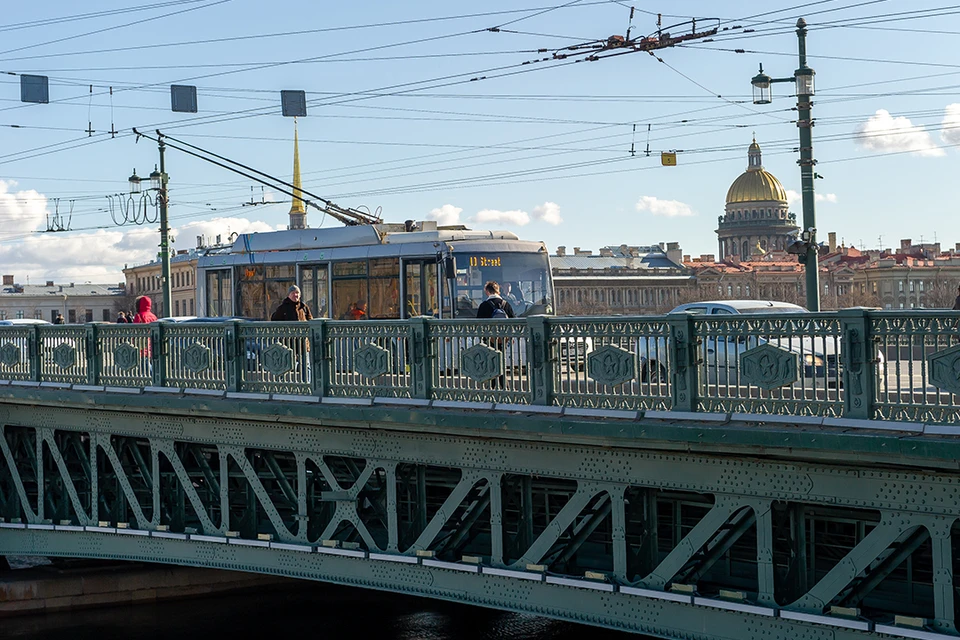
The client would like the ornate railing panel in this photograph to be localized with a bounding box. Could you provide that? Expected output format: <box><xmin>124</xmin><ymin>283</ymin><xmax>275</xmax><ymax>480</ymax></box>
<box><xmin>692</xmin><ymin>313</ymin><xmax>844</xmax><ymax>417</ymax></box>
<box><xmin>96</xmin><ymin>325</ymin><xmax>153</xmax><ymax>387</ymax></box>
<box><xmin>164</xmin><ymin>323</ymin><xmax>227</xmax><ymax>390</ymax></box>
<box><xmin>871</xmin><ymin>312</ymin><xmax>960</xmax><ymax>424</ymax></box>
<box><xmin>238</xmin><ymin>322</ymin><xmax>311</xmax><ymax>395</ymax></box>
<box><xmin>430</xmin><ymin>320</ymin><xmax>531</xmax><ymax>404</ymax></box>
<box><xmin>0</xmin><ymin>327</ymin><xmax>34</xmax><ymax>381</ymax></box>
<box><xmin>38</xmin><ymin>325</ymin><xmax>87</xmax><ymax>385</ymax></box>
<box><xmin>548</xmin><ymin>317</ymin><xmax>671</xmax><ymax>411</ymax></box>
<box><xmin>326</xmin><ymin>320</ymin><xmax>412</xmax><ymax>398</ymax></box>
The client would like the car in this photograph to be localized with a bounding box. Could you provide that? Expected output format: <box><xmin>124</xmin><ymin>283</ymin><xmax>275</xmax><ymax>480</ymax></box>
<box><xmin>0</xmin><ymin>319</ymin><xmax>51</xmax><ymax>326</ymax></box>
<box><xmin>662</xmin><ymin>300</ymin><xmax>838</xmax><ymax>385</ymax></box>
<box><xmin>643</xmin><ymin>300</ymin><xmax>888</xmax><ymax>389</ymax></box>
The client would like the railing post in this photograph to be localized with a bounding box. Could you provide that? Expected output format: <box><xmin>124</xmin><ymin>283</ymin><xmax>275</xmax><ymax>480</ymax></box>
<box><xmin>526</xmin><ymin>316</ymin><xmax>554</xmax><ymax>406</ymax></box>
<box><xmin>838</xmin><ymin>308</ymin><xmax>875</xmax><ymax>420</ymax></box>
<box><xmin>666</xmin><ymin>313</ymin><xmax>699</xmax><ymax>412</ymax></box>
<box><xmin>309</xmin><ymin>319</ymin><xmax>329</xmax><ymax>398</ymax></box>
<box><xmin>409</xmin><ymin>318</ymin><xmax>433</xmax><ymax>400</ymax></box>
<box><xmin>224</xmin><ymin>320</ymin><xmax>243</xmax><ymax>392</ymax></box>
<box><xmin>30</xmin><ymin>325</ymin><xmax>41</xmax><ymax>382</ymax></box>
<box><xmin>86</xmin><ymin>323</ymin><xmax>100</xmax><ymax>385</ymax></box>
<box><xmin>150</xmin><ymin>321</ymin><xmax>166</xmax><ymax>387</ymax></box>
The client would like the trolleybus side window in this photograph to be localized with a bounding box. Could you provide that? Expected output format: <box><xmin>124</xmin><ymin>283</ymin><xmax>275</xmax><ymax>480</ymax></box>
<box><xmin>404</xmin><ymin>261</ymin><xmax>439</xmax><ymax>318</ymax></box>
<box><xmin>332</xmin><ymin>261</ymin><xmax>367</xmax><ymax>319</ymax></box>
<box><xmin>236</xmin><ymin>264</ymin><xmax>295</xmax><ymax>320</ymax></box>
<box><xmin>206</xmin><ymin>269</ymin><xmax>232</xmax><ymax>317</ymax></box>
<box><xmin>368</xmin><ymin>258</ymin><xmax>400</xmax><ymax>319</ymax></box>
<box><xmin>300</xmin><ymin>264</ymin><xmax>329</xmax><ymax>318</ymax></box>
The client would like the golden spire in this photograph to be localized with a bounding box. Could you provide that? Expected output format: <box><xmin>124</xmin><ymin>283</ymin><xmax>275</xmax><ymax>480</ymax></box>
<box><xmin>289</xmin><ymin>118</ymin><xmax>305</xmax><ymax>216</ymax></box>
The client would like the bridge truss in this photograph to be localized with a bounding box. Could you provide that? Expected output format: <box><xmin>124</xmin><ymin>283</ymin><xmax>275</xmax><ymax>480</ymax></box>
<box><xmin>0</xmin><ymin>390</ymin><xmax>958</xmax><ymax>639</ymax></box>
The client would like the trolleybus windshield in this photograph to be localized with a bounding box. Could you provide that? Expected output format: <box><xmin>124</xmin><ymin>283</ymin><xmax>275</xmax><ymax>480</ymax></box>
<box><xmin>454</xmin><ymin>252</ymin><xmax>552</xmax><ymax>318</ymax></box>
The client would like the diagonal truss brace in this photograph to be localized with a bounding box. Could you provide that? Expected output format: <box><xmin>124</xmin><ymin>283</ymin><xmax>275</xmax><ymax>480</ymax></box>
<box><xmin>38</xmin><ymin>428</ymin><xmax>93</xmax><ymax>526</ymax></box>
<box><xmin>0</xmin><ymin>426</ymin><xmax>37</xmax><ymax>522</ymax></box>
<box><xmin>154</xmin><ymin>440</ymin><xmax>221</xmax><ymax>535</ymax></box>
<box><xmin>789</xmin><ymin>512</ymin><xmax>918</xmax><ymax>612</ymax></box>
<box><xmin>94</xmin><ymin>433</ymin><xmax>155</xmax><ymax>529</ymax></box>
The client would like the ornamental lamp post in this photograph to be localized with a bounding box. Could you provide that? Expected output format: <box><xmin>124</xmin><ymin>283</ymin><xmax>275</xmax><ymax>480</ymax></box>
<box><xmin>127</xmin><ymin>155</ymin><xmax>171</xmax><ymax>317</ymax></box>
<box><xmin>750</xmin><ymin>17</ymin><xmax>820</xmax><ymax>312</ymax></box>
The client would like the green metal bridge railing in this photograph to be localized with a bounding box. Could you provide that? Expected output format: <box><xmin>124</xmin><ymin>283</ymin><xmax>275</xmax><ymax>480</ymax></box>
<box><xmin>0</xmin><ymin>308</ymin><xmax>957</xmax><ymax>424</ymax></box>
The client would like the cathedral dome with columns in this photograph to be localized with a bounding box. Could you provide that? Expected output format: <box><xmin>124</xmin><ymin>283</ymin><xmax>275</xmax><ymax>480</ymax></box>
<box><xmin>716</xmin><ymin>138</ymin><xmax>798</xmax><ymax>261</ymax></box>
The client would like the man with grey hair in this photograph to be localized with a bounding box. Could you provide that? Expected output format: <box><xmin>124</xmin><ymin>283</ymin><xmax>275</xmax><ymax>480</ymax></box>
<box><xmin>271</xmin><ymin>284</ymin><xmax>313</xmax><ymax>321</ymax></box>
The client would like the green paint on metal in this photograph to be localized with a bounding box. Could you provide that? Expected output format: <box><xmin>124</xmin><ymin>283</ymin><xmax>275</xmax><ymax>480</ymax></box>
<box><xmin>0</xmin><ymin>342</ymin><xmax>21</xmax><ymax>368</ymax></box>
<box><xmin>353</xmin><ymin>343</ymin><xmax>390</xmax><ymax>378</ymax></box>
<box><xmin>586</xmin><ymin>345</ymin><xmax>636</xmax><ymax>387</ymax></box>
<box><xmin>739</xmin><ymin>344</ymin><xmax>798</xmax><ymax>390</ymax></box>
<box><xmin>459</xmin><ymin>343</ymin><xmax>503</xmax><ymax>384</ymax></box>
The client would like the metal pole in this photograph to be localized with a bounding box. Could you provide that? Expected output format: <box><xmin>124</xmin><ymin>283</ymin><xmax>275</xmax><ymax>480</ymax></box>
<box><xmin>158</xmin><ymin>136</ymin><xmax>172</xmax><ymax>318</ymax></box>
<box><xmin>796</xmin><ymin>18</ymin><xmax>820</xmax><ymax>311</ymax></box>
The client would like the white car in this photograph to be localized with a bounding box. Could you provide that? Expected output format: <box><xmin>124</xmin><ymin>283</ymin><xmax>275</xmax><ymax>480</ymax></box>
<box><xmin>0</xmin><ymin>319</ymin><xmax>51</xmax><ymax>326</ymax></box>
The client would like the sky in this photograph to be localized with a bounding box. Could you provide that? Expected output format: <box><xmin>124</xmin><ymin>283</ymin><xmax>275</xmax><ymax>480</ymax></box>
<box><xmin>1</xmin><ymin>0</ymin><xmax>959</xmax><ymax>283</ymax></box>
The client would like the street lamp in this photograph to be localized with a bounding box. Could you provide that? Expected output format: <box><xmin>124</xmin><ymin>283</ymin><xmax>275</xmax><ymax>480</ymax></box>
<box><xmin>750</xmin><ymin>17</ymin><xmax>820</xmax><ymax>312</ymax></box>
<box><xmin>124</xmin><ymin>157</ymin><xmax>171</xmax><ymax>317</ymax></box>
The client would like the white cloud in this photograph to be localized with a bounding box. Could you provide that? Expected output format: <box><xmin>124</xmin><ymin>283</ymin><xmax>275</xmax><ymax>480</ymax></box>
<box><xmin>0</xmin><ymin>189</ymin><xmax>280</xmax><ymax>283</ymax></box>
<box><xmin>941</xmin><ymin>103</ymin><xmax>960</xmax><ymax>144</ymax></box>
<box><xmin>854</xmin><ymin>109</ymin><xmax>944</xmax><ymax>157</ymax></box>
<box><xmin>786</xmin><ymin>190</ymin><xmax>837</xmax><ymax>204</ymax></box>
<box><xmin>0</xmin><ymin>179</ymin><xmax>47</xmax><ymax>237</ymax></box>
<box><xmin>532</xmin><ymin>201</ymin><xmax>562</xmax><ymax>225</ymax></box>
<box><xmin>635</xmin><ymin>196</ymin><xmax>695</xmax><ymax>218</ymax></box>
<box><xmin>427</xmin><ymin>204</ymin><xmax>462</xmax><ymax>226</ymax></box>
<box><xmin>471</xmin><ymin>208</ymin><xmax>530</xmax><ymax>226</ymax></box>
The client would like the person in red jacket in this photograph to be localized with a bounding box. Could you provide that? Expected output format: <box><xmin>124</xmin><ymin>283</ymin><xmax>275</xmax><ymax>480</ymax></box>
<box><xmin>132</xmin><ymin>296</ymin><xmax>158</xmax><ymax>323</ymax></box>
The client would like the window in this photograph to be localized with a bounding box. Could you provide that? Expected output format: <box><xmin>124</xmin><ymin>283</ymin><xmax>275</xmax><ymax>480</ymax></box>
<box><xmin>102</xmin><ymin>309</ymin><xmax>110</xmax><ymax>321</ymax></box>
<box><xmin>909</xmin><ymin>280</ymin><xmax>915</xmax><ymax>293</ymax></box>
<box><xmin>85</xmin><ymin>310</ymin><xmax>93</xmax><ymax>323</ymax></box>
<box><xmin>919</xmin><ymin>281</ymin><xmax>924</xmax><ymax>292</ymax></box>
<box><xmin>68</xmin><ymin>310</ymin><xmax>76</xmax><ymax>323</ymax></box>
<box><xmin>15</xmin><ymin>310</ymin><xmax>23</xmax><ymax>319</ymax></box>
<box><xmin>35</xmin><ymin>310</ymin><xmax>42</xmax><ymax>319</ymax></box>
<box><xmin>899</xmin><ymin>281</ymin><xmax>904</xmax><ymax>292</ymax></box>
<box><xmin>872</xmin><ymin>282</ymin><xmax>877</xmax><ymax>294</ymax></box>
<box><xmin>175</xmin><ymin>299</ymin><xmax>180</xmax><ymax>316</ymax></box>
<box><xmin>206</xmin><ymin>270</ymin><xmax>232</xmax><ymax>317</ymax></box>
<box><xmin>190</xmin><ymin>298</ymin><xmax>194</xmax><ymax>315</ymax></box>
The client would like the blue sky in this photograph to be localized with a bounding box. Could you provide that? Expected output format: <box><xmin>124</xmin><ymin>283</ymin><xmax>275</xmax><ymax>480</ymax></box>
<box><xmin>1</xmin><ymin>0</ymin><xmax>959</xmax><ymax>281</ymax></box>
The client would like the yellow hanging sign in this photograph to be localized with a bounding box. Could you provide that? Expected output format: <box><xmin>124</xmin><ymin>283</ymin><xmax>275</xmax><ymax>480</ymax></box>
<box><xmin>661</xmin><ymin>152</ymin><xmax>677</xmax><ymax>166</ymax></box>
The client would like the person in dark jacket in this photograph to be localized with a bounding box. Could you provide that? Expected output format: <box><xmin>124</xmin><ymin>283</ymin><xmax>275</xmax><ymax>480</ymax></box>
<box><xmin>132</xmin><ymin>296</ymin><xmax>158</xmax><ymax>323</ymax></box>
<box><xmin>271</xmin><ymin>285</ymin><xmax>313</xmax><ymax>322</ymax></box>
<box><xmin>476</xmin><ymin>281</ymin><xmax>515</xmax><ymax>319</ymax></box>
<box><xmin>953</xmin><ymin>285</ymin><xmax>960</xmax><ymax>310</ymax></box>
<box><xmin>53</xmin><ymin>313</ymin><xmax>65</xmax><ymax>325</ymax></box>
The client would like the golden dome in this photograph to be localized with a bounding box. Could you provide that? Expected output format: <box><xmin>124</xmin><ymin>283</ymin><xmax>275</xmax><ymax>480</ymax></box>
<box><xmin>725</xmin><ymin>139</ymin><xmax>787</xmax><ymax>204</ymax></box>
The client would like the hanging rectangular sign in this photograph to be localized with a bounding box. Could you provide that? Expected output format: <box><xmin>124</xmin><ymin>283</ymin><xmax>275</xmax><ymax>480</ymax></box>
<box><xmin>661</xmin><ymin>152</ymin><xmax>677</xmax><ymax>166</ymax></box>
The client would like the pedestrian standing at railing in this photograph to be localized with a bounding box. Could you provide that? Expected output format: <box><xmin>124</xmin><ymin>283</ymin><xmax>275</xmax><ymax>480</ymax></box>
<box><xmin>953</xmin><ymin>285</ymin><xmax>960</xmax><ymax>310</ymax></box>
<box><xmin>476</xmin><ymin>281</ymin><xmax>515</xmax><ymax>319</ymax></box>
<box><xmin>132</xmin><ymin>296</ymin><xmax>157</xmax><ymax>324</ymax></box>
<box><xmin>271</xmin><ymin>285</ymin><xmax>312</xmax><ymax>381</ymax></box>
<box><xmin>271</xmin><ymin>285</ymin><xmax>313</xmax><ymax>322</ymax></box>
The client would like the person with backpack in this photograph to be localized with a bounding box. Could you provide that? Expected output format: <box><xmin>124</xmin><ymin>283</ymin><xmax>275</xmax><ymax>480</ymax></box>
<box><xmin>476</xmin><ymin>281</ymin><xmax>515</xmax><ymax>319</ymax></box>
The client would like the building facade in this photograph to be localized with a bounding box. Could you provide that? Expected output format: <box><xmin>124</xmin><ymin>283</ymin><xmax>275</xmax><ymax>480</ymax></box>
<box><xmin>0</xmin><ymin>275</ymin><xmax>126</xmax><ymax>323</ymax></box>
<box><xmin>551</xmin><ymin>243</ymin><xmax>694</xmax><ymax>315</ymax></box>
<box><xmin>123</xmin><ymin>249</ymin><xmax>200</xmax><ymax>318</ymax></box>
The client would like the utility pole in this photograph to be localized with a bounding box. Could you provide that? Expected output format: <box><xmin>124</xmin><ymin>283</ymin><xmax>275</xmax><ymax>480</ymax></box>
<box><xmin>751</xmin><ymin>18</ymin><xmax>820</xmax><ymax>311</ymax></box>
<box><xmin>158</xmin><ymin>134</ymin><xmax>171</xmax><ymax>317</ymax></box>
